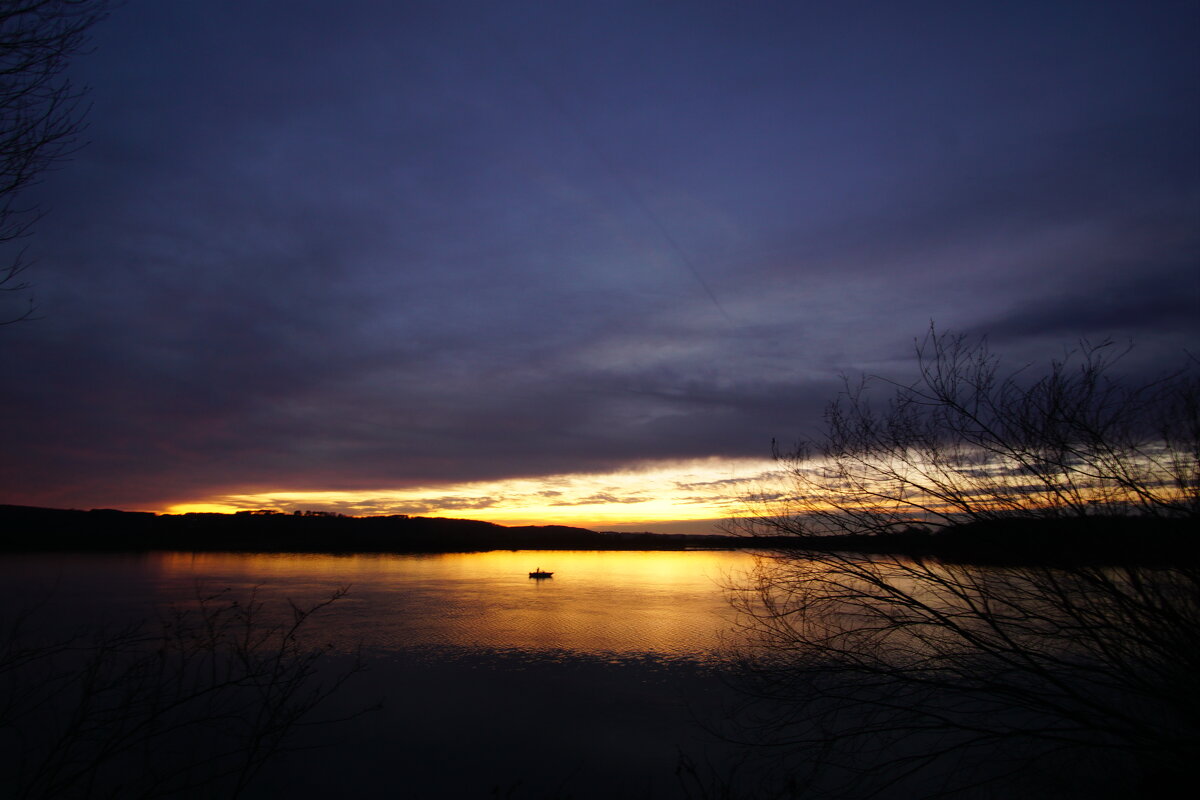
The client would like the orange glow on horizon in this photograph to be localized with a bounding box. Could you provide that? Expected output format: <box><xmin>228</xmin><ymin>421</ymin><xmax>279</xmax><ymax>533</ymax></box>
<box><xmin>167</xmin><ymin>502</ymin><xmax>247</xmax><ymax>515</ymax></box>
<box><xmin>160</xmin><ymin>458</ymin><xmax>785</xmax><ymax>530</ymax></box>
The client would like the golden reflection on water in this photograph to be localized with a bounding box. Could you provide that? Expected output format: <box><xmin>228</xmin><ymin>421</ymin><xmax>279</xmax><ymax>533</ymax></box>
<box><xmin>144</xmin><ymin>549</ymin><xmax>760</xmax><ymax>661</ymax></box>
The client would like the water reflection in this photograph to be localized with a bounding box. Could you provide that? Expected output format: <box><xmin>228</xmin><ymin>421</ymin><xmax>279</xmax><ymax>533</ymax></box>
<box><xmin>135</xmin><ymin>549</ymin><xmax>758</xmax><ymax>662</ymax></box>
<box><xmin>0</xmin><ymin>549</ymin><xmax>759</xmax><ymax>798</ymax></box>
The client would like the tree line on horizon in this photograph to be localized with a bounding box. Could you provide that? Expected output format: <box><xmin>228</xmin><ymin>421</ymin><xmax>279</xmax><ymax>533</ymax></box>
<box><xmin>2</xmin><ymin>3</ymin><xmax>1196</xmax><ymax>793</ymax></box>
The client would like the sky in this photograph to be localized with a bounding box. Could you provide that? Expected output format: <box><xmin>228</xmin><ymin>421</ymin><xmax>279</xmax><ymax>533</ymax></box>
<box><xmin>1</xmin><ymin>0</ymin><xmax>1197</xmax><ymax>532</ymax></box>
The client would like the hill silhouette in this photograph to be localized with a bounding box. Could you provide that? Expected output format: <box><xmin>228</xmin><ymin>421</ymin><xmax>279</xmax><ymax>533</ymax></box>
<box><xmin>0</xmin><ymin>504</ymin><xmax>740</xmax><ymax>552</ymax></box>
<box><xmin>1</xmin><ymin>504</ymin><xmax>1193</xmax><ymax>563</ymax></box>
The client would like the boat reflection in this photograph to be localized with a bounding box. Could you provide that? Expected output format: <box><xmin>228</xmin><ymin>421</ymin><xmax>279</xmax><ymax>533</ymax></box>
<box><xmin>141</xmin><ymin>549</ymin><xmax>757</xmax><ymax>662</ymax></box>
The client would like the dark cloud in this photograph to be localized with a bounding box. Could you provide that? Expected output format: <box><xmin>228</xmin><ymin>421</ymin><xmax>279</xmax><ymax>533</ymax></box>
<box><xmin>1</xmin><ymin>0</ymin><xmax>1196</xmax><ymax>512</ymax></box>
<box><xmin>405</xmin><ymin>496</ymin><xmax>505</xmax><ymax>513</ymax></box>
<box><xmin>548</xmin><ymin>493</ymin><xmax>649</xmax><ymax>507</ymax></box>
<box><xmin>968</xmin><ymin>257</ymin><xmax>1200</xmax><ymax>341</ymax></box>
<box><xmin>674</xmin><ymin>473</ymin><xmax>783</xmax><ymax>492</ymax></box>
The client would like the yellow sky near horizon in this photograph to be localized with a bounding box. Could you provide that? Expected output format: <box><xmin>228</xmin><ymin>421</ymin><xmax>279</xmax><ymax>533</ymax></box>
<box><xmin>164</xmin><ymin>457</ymin><xmax>786</xmax><ymax>531</ymax></box>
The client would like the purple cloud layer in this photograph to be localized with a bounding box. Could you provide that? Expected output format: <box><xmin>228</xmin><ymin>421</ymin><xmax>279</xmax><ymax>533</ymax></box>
<box><xmin>1</xmin><ymin>0</ymin><xmax>1196</xmax><ymax>512</ymax></box>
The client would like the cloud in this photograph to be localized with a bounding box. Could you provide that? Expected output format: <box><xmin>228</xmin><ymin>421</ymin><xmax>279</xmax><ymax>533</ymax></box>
<box><xmin>1</xmin><ymin>1</ymin><xmax>1196</xmax><ymax>516</ymax></box>
<box><xmin>547</xmin><ymin>493</ymin><xmax>649</xmax><ymax>507</ymax></box>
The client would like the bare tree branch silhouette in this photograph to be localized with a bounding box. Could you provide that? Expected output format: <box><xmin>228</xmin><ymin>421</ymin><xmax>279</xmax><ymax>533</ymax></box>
<box><xmin>712</xmin><ymin>329</ymin><xmax>1199</xmax><ymax>798</ymax></box>
<box><xmin>0</xmin><ymin>0</ymin><xmax>109</xmax><ymax>323</ymax></box>
<box><xmin>0</xmin><ymin>586</ymin><xmax>372</xmax><ymax>799</ymax></box>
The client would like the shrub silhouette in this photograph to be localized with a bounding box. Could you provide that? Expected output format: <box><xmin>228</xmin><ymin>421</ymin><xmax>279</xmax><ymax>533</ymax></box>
<box><xmin>721</xmin><ymin>330</ymin><xmax>1199</xmax><ymax>798</ymax></box>
<box><xmin>0</xmin><ymin>587</ymin><xmax>367</xmax><ymax>799</ymax></box>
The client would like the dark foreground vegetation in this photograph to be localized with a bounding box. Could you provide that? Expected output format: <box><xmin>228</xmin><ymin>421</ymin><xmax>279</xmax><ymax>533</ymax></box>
<box><xmin>0</xmin><ymin>589</ymin><xmax>367</xmax><ymax>799</ymax></box>
<box><xmin>710</xmin><ymin>331</ymin><xmax>1199</xmax><ymax>799</ymax></box>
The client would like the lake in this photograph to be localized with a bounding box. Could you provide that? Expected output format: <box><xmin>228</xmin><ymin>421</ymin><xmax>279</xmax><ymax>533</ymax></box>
<box><xmin>9</xmin><ymin>548</ymin><xmax>1169</xmax><ymax>798</ymax></box>
<box><xmin>0</xmin><ymin>549</ymin><xmax>761</xmax><ymax>799</ymax></box>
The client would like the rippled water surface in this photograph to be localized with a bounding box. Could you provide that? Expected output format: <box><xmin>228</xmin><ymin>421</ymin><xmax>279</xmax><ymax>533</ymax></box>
<box><xmin>0</xmin><ymin>549</ymin><xmax>762</xmax><ymax>798</ymax></box>
<box><xmin>3</xmin><ymin>549</ymin><xmax>759</xmax><ymax>663</ymax></box>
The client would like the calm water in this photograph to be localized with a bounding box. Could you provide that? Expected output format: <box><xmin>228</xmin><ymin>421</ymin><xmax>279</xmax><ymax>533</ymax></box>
<box><xmin>0</xmin><ymin>549</ymin><xmax>760</xmax><ymax>798</ymax></box>
<box><xmin>1</xmin><ymin>549</ymin><xmax>757</xmax><ymax>659</ymax></box>
<box><xmin>4</xmin><ymin>550</ymin><xmax>1160</xmax><ymax>798</ymax></box>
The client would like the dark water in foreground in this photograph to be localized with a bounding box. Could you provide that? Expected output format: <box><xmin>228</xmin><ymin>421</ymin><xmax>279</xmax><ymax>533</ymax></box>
<box><xmin>0</xmin><ymin>550</ymin><xmax>758</xmax><ymax>798</ymax></box>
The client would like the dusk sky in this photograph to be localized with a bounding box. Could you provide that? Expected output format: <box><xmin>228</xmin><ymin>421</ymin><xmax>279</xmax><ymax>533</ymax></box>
<box><xmin>2</xmin><ymin>1</ymin><xmax>1197</xmax><ymax>531</ymax></box>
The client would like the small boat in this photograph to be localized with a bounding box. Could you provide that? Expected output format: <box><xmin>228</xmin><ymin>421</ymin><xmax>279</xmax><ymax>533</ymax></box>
<box><xmin>529</xmin><ymin>569</ymin><xmax>553</xmax><ymax>579</ymax></box>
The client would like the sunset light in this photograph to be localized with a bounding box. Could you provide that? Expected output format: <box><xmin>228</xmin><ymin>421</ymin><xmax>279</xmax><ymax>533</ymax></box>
<box><xmin>1</xmin><ymin>2</ymin><xmax>1195</xmax><ymax>796</ymax></box>
<box><xmin>163</xmin><ymin>457</ymin><xmax>785</xmax><ymax>531</ymax></box>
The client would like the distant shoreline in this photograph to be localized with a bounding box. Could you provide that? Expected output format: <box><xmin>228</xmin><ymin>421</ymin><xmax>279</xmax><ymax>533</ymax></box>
<box><xmin>1</xmin><ymin>504</ymin><xmax>1194</xmax><ymax>565</ymax></box>
<box><xmin>0</xmin><ymin>503</ymin><xmax>746</xmax><ymax>553</ymax></box>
